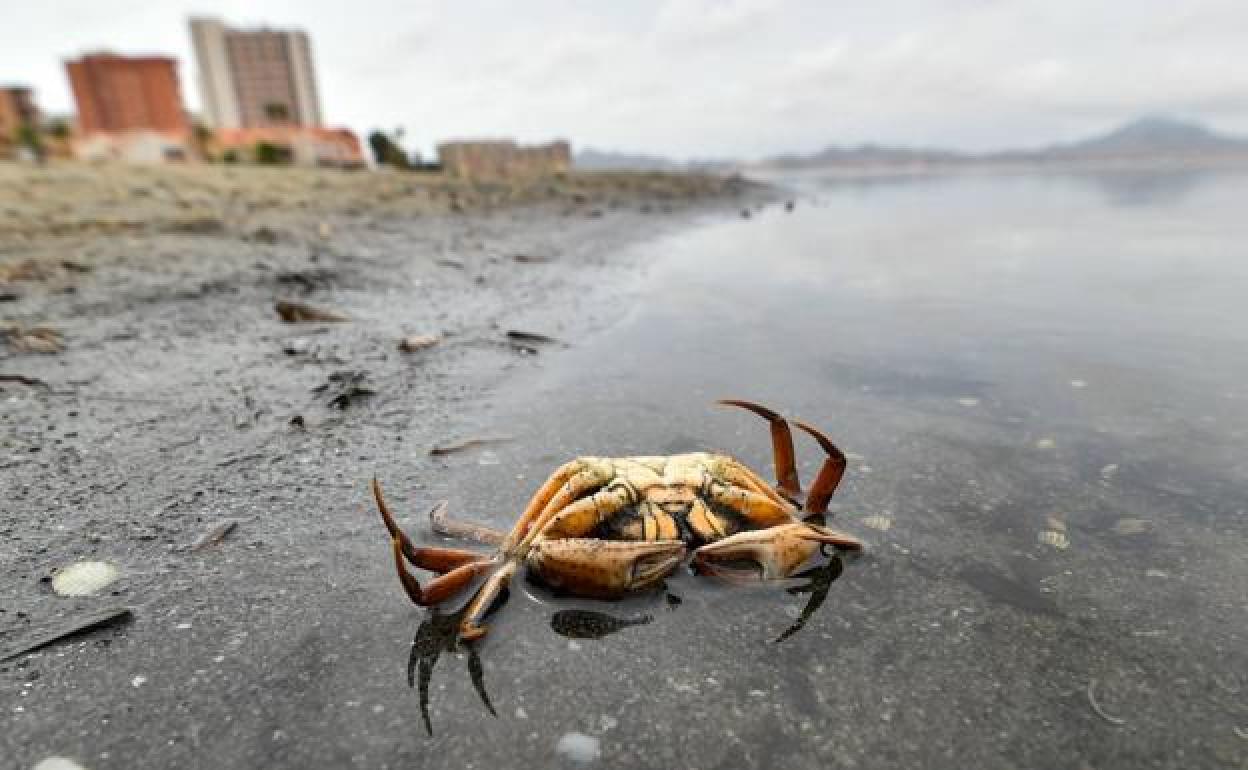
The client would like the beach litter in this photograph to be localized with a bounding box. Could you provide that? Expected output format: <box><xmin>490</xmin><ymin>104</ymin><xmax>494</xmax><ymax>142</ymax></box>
<box><xmin>0</xmin><ymin>606</ymin><xmax>133</xmax><ymax>663</ymax></box>
<box><xmin>398</xmin><ymin>334</ymin><xmax>440</xmax><ymax>353</ymax></box>
<box><xmin>429</xmin><ymin>435</ymin><xmax>514</xmax><ymax>456</ymax></box>
<box><xmin>275</xmin><ymin>299</ymin><xmax>349</xmax><ymax>323</ymax></box>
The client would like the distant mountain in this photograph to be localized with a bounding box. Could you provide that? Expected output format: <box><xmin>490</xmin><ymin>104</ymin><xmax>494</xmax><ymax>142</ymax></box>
<box><xmin>759</xmin><ymin>116</ymin><xmax>1248</xmax><ymax>171</ymax></box>
<box><xmin>1044</xmin><ymin>116</ymin><xmax>1248</xmax><ymax>158</ymax></box>
<box><xmin>575</xmin><ymin>147</ymin><xmax>738</xmax><ymax>173</ymax></box>
<box><xmin>575</xmin><ymin>148</ymin><xmax>679</xmax><ymax>171</ymax></box>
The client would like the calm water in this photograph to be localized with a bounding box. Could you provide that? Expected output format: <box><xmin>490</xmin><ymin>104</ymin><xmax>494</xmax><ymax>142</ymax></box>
<box><xmin>421</xmin><ymin>168</ymin><xmax>1248</xmax><ymax>768</ymax></box>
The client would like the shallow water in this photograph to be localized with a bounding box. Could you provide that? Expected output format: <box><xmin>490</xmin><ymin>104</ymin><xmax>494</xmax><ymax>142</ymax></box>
<box><xmin>419</xmin><ymin>168</ymin><xmax>1248</xmax><ymax>768</ymax></box>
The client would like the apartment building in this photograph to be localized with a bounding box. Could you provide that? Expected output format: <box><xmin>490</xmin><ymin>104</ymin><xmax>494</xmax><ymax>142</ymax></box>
<box><xmin>64</xmin><ymin>53</ymin><xmax>189</xmax><ymax>136</ymax></box>
<box><xmin>190</xmin><ymin>17</ymin><xmax>322</xmax><ymax>130</ymax></box>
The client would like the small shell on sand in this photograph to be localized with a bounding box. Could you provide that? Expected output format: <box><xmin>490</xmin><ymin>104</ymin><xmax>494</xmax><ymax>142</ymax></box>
<box><xmin>861</xmin><ymin>515</ymin><xmax>892</xmax><ymax>531</ymax></box>
<box><xmin>33</xmin><ymin>758</ymin><xmax>87</xmax><ymax>770</ymax></box>
<box><xmin>1038</xmin><ymin>530</ymin><xmax>1070</xmax><ymax>550</ymax></box>
<box><xmin>555</xmin><ymin>732</ymin><xmax>601</xmax><ymax>763</ymax></box>
<box><xmin>398</xmin><ymin>334</ymin><xmax>440</xmax><ymax>353</ymax></box>
<box><xmin>1112</xmin><ymin>518</ymin><xmax>1152</xmax><ymax>536</ymax></box>
<box><xmin>52</xmin><ymin>561</ymin><xmax>120</xmax><ymax>597</ymax></box>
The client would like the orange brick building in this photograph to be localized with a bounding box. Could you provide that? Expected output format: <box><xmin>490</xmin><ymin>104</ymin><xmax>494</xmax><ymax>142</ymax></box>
<box><xmin>65</xmin><ymin>53</ymin><xmax>189</xmax><ymax>136</ymax></box>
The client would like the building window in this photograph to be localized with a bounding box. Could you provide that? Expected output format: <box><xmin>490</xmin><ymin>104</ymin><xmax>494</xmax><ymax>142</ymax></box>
<box><xmin>264</xmin><ymin>102</ymin><xmax>290</xmax><ymax>121</ymax></box>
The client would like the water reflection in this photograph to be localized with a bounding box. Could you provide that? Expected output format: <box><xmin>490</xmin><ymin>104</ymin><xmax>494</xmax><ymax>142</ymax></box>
<box><xmin>407</xmin><ymin>606</ymin><xmax>497</xmax><ymax>735</ymax></box>
<box><xmin>550</xmin><ymin>609</ymin><xmax>653</xmax><ymax>639</ymax></box>
<box><xmin>774</xmin><ymin>554</ymin><xmax>845</xmax><ymax>643</ymax></box>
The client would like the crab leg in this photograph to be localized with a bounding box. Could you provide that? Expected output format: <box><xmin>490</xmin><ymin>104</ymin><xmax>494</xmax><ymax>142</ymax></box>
<box><xmin>373</xmin><ymin>479</ymin><xmax>489</xmax><ymax>573</ymax></box>
<box><xmin>502</xmin><ymin>459</ymin><xmax>613</xmax><ymax>551</ymax></box>
<box><xmin>713</xmin><ymin>458</ymin><xmax>796</xmax><ymax>510</ymax></box>
<box><xmin>538</xmin><ymin>483</ymin><xmax>635</xmax><ymax>540</ymax></box>
<box><xmin>458</xmin><ymin>561</ymin><xmax>519</xmax><ymax>641</ymax></box>
<box><xmin>706</xmin><ymin>482</ymin><xmax>795</xmax><ymax>529</ymax></box>
<box><xmin>389</xmin><ymin>538</ymin><xmax>497</xmax><ymax>605</ymax></box>
<box><xmin>429</xmin><ymin>501</ymin><xmax>507</xmax><ymax>546</ymax></box>
<box><xmin>794</xmin><ymin>421</ymin><xmax>847</xmax><ymax>514</ymax></box>
<box><xmin>718</xmin><ymin>399</ymin><xmax>802</xmax><ymax>502</ymax></box>
<box><xmin>691</xmin><ymin>521</ymin><xmax>862</xmax><ymax>581</ymax></box>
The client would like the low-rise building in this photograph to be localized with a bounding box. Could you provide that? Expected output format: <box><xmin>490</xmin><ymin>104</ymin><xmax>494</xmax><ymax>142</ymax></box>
<box><xmin>0</xmin><ymin>86</ymin><xmax>41</xmax><ymax>159</ymax></box>
<box><xmin>211</xmin><ymin>126</ymin><xmax>364</xmax><ymax>168</ymax></box>
<box><xmin>437</xmin><ymin>139</ymin><xmax>571</xmax><ymax>179</ymax></box>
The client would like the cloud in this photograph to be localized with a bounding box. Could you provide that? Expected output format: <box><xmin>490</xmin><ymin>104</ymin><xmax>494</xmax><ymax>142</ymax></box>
<box><xmin>5</xmin><ymin>1</ymin><xmax>1248</xmax><ymax>157</ymax></box>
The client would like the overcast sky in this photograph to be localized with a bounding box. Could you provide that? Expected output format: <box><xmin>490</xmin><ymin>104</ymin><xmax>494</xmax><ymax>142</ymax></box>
<box><xmin>4</xmin><ymin>1</ymin><xmax>1247</xmax><ymax>159</ymax></box>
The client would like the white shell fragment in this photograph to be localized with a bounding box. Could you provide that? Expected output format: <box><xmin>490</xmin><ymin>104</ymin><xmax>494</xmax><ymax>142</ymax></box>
<box><xmin>33</xmin><ymin>758</ymin><xmax>88</xmax><ymax>770</ymax></box>
<box><xmin>51</xmin><ymin>561</ymin><xmax>119</xmax><ymax>597</ymax></box>
<box><xmin>862</xmin><ymin>515</ymin><xmax>893</xmax><ymax>531</ymax></box>
<box><xmin>956</xmin><ymin>397</ymin><xmax>980</xmax><ymax>407</ymax></box>
<box><xmin>1038</xmin><ymin>530</ymin><xmax>1070</xmax><ymax>550</ymax></box>
<box><xmin>555</xmin><ymin>732</ymin><xmax>601</xmax><ymax>763</ymax></box>
<box><xmin>1035</xmin><ymin>438</ymin><xmax>1057</xmax><ymax>450</ymax></box>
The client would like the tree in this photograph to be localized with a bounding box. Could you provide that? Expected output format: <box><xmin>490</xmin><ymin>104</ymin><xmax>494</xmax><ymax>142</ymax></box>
<box><xmin>253</xmin><ymin>141</ymin><xmax>291</xmax><ymax>165</ymax></box>
<box><xmin>368</xmin><ymin>130</ymin><xmax>411</xmax><ymax>169</ymax></box>
<box><xmin>14</xmin><ymin>122</ymin><xmax>44</xmax><ymax>163</ymax></box>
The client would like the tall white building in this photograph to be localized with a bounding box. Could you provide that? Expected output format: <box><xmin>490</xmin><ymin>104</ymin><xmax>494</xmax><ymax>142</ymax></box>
<box><xmin>190</xmin><ymin>17</ymin><xmax>323</xmax><ymax>130</ymax></box>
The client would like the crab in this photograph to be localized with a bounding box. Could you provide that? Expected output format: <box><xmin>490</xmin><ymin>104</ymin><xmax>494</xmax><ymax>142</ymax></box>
<box><xmin>371</xmin><ymin>399</ymin><xmax>864</xmax><ymax>641</ymax></box>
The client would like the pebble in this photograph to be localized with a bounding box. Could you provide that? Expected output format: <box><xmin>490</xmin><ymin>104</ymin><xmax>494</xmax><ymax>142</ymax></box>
<box><xmin>555</xmin><ymin>732</ymin><xmax>601</xmax><ymax>763</ymax></box>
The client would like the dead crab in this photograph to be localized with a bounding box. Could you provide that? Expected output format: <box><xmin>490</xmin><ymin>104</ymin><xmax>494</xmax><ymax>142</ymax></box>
<box><xmin>371</xmin><ymin>400</ymin><xmax>864</xmax><ymax>641</ymax></box>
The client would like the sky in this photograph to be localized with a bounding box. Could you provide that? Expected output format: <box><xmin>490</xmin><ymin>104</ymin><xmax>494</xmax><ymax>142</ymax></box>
<box><xmin>4</xmin><ymin>1</ymin><xmax>1248</xmax><ymax>160</ymax></box>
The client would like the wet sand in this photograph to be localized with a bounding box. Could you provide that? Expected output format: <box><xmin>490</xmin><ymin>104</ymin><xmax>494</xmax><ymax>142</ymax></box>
<box><xmin>0</xmin><ymin>162</ymin><xmax>761</xmax><ymax>768</ymax></box>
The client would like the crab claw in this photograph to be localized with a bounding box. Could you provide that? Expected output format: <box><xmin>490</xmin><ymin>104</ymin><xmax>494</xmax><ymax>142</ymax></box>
<box><xmin>527</xmin><ymin>538</ymin><xmax>687</xmax><ymax>599</ymax></box>
<box><xmin>691</xmin><ymin>522</ymin><xmax>861</xmax><ymax>581</ymax></box>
